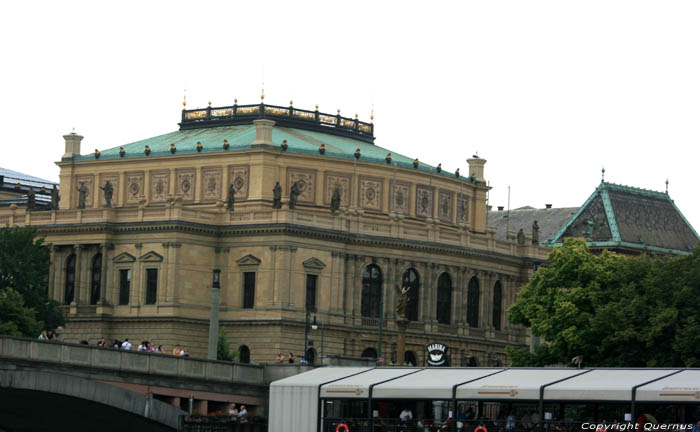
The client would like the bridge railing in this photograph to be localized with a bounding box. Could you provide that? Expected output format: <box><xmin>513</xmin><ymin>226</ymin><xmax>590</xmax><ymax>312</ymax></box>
<box><xmin>0</xmin><ymin>335</ymin><xmax>264</xmax><ymax>385</ymax></box>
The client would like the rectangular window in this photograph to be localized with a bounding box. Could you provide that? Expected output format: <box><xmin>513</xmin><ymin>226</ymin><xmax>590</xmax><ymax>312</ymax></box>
<box><xmin>305</xmin><ymin>274</ymin><xmax>317</xmax><ymax>312</ymax></box>
<box><xmin>145</xmin><ymin>268</ymin><xmax>158</xmax><ymax>305</ymax></box>
<box><xmin>243</xmin><ymin>272</ymin><xmax>255</xmax><ymax>309</ymax></box>
<box><xmin>119</xmin><ymin>269</ymin><xmax>131</xmax><ymax>305</ymax></box>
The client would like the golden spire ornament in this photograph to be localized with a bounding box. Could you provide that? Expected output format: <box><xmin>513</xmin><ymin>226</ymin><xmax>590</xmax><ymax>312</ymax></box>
<box><xmin>182</xmin><ymin>90</ymin><xmax>187</xmax><ymax>108</ymax></box>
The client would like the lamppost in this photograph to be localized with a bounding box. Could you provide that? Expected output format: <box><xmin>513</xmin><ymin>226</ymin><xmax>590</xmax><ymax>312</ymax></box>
<box><xmin>312</xmin><ymin>315</ymin><xmax>324</xmax><ymax>364</ymax></box>
<box><xmin>303</xmin><ymin>299</ymin><xmax>315</xmax><ymax>364</ymax></box>
<box><xmin>207</xmin><ymin>269</ymin><xmax>221</xmax><ymax>360</ymax></box>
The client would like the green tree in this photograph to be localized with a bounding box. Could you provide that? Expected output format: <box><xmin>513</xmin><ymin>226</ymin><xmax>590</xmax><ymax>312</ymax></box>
<box><xmin>0</xmin><ymin>226</ymin><xmax>65</xmax><ymax>332</ymax></box>
<box><xmin>217</xmin><ymin>328</ymin><xmax>237</xmax><ymax>362</ymax></box>
<box><xmin>507</xmin><ymin>238</ymin><xmax>700</xmax><ymax>367</ymax></box>
<box><xmin>0</xmin><ymin>288</ymin><xmax>42</xmax><ymax>337</ymax></box>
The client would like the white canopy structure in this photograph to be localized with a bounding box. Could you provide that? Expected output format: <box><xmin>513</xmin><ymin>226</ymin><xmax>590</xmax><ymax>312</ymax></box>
<box><xmin>269</xmin><ymin>367</ymin><xmax>700</xmax><ymax>432</ymax></box>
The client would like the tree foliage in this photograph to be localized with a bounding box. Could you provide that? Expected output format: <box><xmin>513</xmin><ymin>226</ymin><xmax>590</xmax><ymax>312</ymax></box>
<box><xmin>0</xmin><ymin>288</ymin><xmax>42</xmax><ymax>337</ymax></box>
<box><xmin>507</xmin><ymin>238</ymin><xmax>700</xmax><ymax>367</ymax></box>
<box><xmin>0</xmin><ymin>226</ymin><xmax>65</xmax><ymax>334</ymax></box>
<box><xmin>217</xmin><ymin>328</ymin><xmax>237</xmax><ymax>362</ymax></box>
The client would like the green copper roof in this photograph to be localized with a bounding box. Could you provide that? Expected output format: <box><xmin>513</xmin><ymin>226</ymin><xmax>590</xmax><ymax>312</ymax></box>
<box><xmin>548</xmin><ymin>181</ymin><xmax>700</xmax><ymax>254</ymax></box>
<box><xmin>75</xmin><ymin>124</ymin><xmax>473</xmax><ymax>182</ymax></box>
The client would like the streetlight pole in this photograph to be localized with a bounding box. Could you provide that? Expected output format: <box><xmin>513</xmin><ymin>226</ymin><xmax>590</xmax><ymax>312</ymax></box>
<box><xmin>303</xmin><ymin>304</ymin><xmax>310</xmax><ymax>363</ymax></box>
<box><xmin>312</xmin><ymin>315</ymin><xmax>324</xmax><ymax>364</ymax></box>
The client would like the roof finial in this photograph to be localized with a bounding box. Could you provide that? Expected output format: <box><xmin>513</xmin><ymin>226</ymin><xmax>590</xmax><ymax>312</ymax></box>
<box><xmin>261</xmin><ymin>87</ymin><xmax>265</xmax><ymax>102</ymax></box>
<box><xmin>370</xmin><ymin>105</ymin><xmax>374</xmax><ymax>123</ymax></box>
<box><xmin>182</xmin><ymin>89</ymin><xmax>187</xmax><ymax>108</ymax></box>
<box><xmin>601</xmin><ymin>166</ymin><xmax>606</xmax><ymax>183</ymax></box>
<box><xmin>665</xmin><ymin>178</ymin><xmax>669</xmax><ymax>194</ymax></box>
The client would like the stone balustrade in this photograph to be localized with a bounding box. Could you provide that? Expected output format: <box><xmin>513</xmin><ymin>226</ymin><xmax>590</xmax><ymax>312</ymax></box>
<box><xmin>0</xmin><ymin>335</ymin><xmax>265</xmax><ymax>385</ymax></box>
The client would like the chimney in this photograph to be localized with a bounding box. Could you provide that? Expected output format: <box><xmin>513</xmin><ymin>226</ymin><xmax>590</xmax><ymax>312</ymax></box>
<box><xmin>497</xmin><ymin>206</ymin><xmax>504</xmax><ymax>211</ymax></box>
<box><xmin>62</xmin><ymin>132</ymin><xmax>84</xmax><ymax>159</ymax></box>
<box><xmin>545</xmin><ymin>204</ymin><xmax>552</xmax><ymax>209</ymax></box>
<box><xmin>467</xmin><ymin>157</ymin><xmax>487</xmax><ymax>182</ymax></box>
<box><xmin>252</xmin><ymin>119</ymin><xmax>275</xmax><ymax>145</ymax></box>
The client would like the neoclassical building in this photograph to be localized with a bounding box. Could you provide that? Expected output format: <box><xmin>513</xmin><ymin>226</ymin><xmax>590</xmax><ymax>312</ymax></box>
<box><xmin>0</xmin><ymin>99</ymin><xmax>548</xmax><ymax>366</ymax></box>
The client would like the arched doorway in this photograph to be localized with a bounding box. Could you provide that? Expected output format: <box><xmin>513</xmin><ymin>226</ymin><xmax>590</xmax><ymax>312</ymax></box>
<box><xmin>361</xmin><ymin>347</ymin><xmax>377</xmax><ymax>359</ymax></box>
<box><xmin>238</xmin><ymin>345</ymin><xmax>250</xmax><ymax>364</ymax></box>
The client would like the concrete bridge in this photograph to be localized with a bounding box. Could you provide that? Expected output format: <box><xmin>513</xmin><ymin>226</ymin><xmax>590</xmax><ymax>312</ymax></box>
<box><xmin>0</xmin><ymin>336</ymin><xmax>307</xmax><ymax>431</ymax></box>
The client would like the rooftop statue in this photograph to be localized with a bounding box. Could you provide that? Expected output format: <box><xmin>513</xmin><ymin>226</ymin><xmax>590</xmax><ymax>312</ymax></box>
<box><xmin>51</xmin><ymin>185</ymin><xmax>60</xmax><ymax>210</ymax></box>
<box><xmin>532</xmin><ymin>220</ymin><xmax>540</xmax><ymax>244</ymax></box>
<box><xmin>517</xmin><ymin>228</ymin><xmax>526</xmax><ymax>245</ymax></box>
<box><xmin>26</xmin><ymin>187</ymin><xmax>36</xmax><ymax>211</ymax></box>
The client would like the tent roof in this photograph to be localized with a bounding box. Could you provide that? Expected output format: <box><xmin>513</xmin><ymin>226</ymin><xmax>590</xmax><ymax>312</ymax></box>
<box><xmin>274</xmin><ymin>367</ymin><xmax>700</xmax><ymax>403</ymax></box>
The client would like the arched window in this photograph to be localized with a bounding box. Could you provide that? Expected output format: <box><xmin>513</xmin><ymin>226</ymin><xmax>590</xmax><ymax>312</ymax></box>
<box><xmin>238</xmin><ymin>345</ymin><xmax>250</xmax><ymax>364</ymax></box>
<box><xmin>64</xmin><ymin>253</ymin><xmax>76</xmax><ymax>304</ymax></box>
<box><xmin>361</xmin><ymin>347</ymin><xmax>377</xmax><ymax>358</ymax></box>
<box><xmin>404</xmin><ymin>350</ymin><xmax>417</xmax><ymax>366</ymax></box>
<box><xmin>402</xmin><ymin>268</ymin><xmax>420</xmax><ymax>321</ymax></box>
<box><xmin>492</xmin><ymin>281</ymin><xmax>502</xmax><ymax>331</ymax></box>
<box><xmin>467</xmin><ymin>277</ymin><xmax>480</xmax><ymax>328</ymax></box>
<box><xmin>436</xmin><ymin>272</ymin><xmax>452</xmax><ymax>324</ymax></box>
<box><xmin>305</xmin><ymin>348</ymin><xmax>317</xmax><ymax>365</ymax></box>
<box><xmin>361</xmin><ymin>264</ymin><xmax>382</xmax><ymax>318</ymax></box>
<box><xmin>90</xmin><ymin>253</ymin><xmax>102</xmax><ymax>305</ymax></box>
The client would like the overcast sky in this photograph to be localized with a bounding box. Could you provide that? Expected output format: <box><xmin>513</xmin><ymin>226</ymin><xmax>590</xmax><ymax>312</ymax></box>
<box><xmin>2</xmin><ymin>1</ymin><xmax>699</xmax><ymax>230</ymax></box>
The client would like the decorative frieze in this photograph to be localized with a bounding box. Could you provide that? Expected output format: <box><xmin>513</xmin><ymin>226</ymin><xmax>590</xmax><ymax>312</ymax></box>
<box><xmin>201</xmin><ymin>167</ymin><xmax>222</xmax><ymax>202</ymax></box>
<box><xmin>176</xmin><ymin>169</ymin><xmax>196</xmax><ymax>202</ymax></box>
<box><xmin>389</xmin><ymin>181</ymin><xmax>410</xmax><ymax>214</ymax></box>
<box><xmin>287</xmin><ymin>168</ymin><xmax>316</xmax><ymax>204</ymax></box>
<box><xmin>324</xmin><ymin>172</ymin><xmax>351</xmax><ymax>207</ymax></box>
<box><xmin>415</xmin><ymin>185</ymin><xmax>434</xmax><ymax>219</ymax></box>
<box><xmin>359</xmin><ymin>176</ymin><xmax>383</xmax><ymax>211</ymax></box>
<box><xmin>125</xmin><ymin>171</ymin><xmax>145</xmax><ymax>205</ymax></box>
<box><xmin>150</xmin><ymin>171</ymin><xmax>170</xmax><ymax>203</ymax></box>
<box><xmin>229</xmin><ymin>165</ymin><xmax>249</xmax><ymax>200</ymax></box>
<box><xmin>438</xmin><ymin>189</ymin><xmax>454</xmax><ymax>223</ymax></box>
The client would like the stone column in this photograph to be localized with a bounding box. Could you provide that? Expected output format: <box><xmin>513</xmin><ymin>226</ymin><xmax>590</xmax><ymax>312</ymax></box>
<box><xmin>269</xmin><ymin>246</ymin><xmax>278</xmax><ymax>306</ymax></box>
<box><xmin>72</xmin><ymin>245</ymin><xmax>82</xmax><ymax>304</ymax></box>
<box><xmin>288</xmin><ymin>247</ymin><xmax>297</xmax><ymax>307</ymax></box>
<box><xmin>352</xmin><ymin>256</ymin><xmax>363</xmax><ymax>319</ymax></box>
<box><xmin>48</xmin><ymin>246</ymin><xmax>56</xmax><ymax>301</ymax></box>
<box><xmin>99</xmin><ymin>244</ymin><xmax>109</xmax><ymax>304</ymax></box>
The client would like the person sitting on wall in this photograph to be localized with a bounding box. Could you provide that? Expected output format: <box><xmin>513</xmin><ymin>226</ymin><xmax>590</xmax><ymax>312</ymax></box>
<box><xmin>276</xmin><ymin>352</ymin><xmax>285</xmax><ymax>362</ymax></box>
<box><xmin>180</xmin><ymin>347</ymin><xmax>190</xmax><ymax>356</ymax></box>
<box><xmin>288</xmin><ymin>352</ymin><xmax>294</xmax><ymax>363</ymax></box>
<box><xmin>172</xmin><ymin>344</ymin><xmax>181</xmax><ymax>355</ymax></box>
<box><xmin>121</xmin><ymin>338</ymin><xmax>132</xmax><ymax>350</ymax></box>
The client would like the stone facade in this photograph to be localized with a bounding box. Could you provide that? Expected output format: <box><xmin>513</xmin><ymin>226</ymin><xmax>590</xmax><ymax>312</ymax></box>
<box><xmin>0</xmin><ymin>119</ymin><xmax>550</xmax><ymax>367</ymax></box>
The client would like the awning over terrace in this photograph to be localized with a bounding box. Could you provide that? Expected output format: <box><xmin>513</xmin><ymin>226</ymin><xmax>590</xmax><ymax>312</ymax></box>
<box><xmin>269</xmin><ymin>367</ymin><xmax>700</xmax><ymax>432</ymax></box>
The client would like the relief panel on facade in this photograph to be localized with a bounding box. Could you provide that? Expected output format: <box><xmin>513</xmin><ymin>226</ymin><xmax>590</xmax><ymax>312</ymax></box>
<box><xmin>75</xmin><ymin>175</ymin><xmax>95</xmax><ymax>208</ymax></box>
<box><xmin>150</xmin><ymin>171</ymin><xmax>170</xmax><ymax>203</ymax></box>
<box><xmin>390</xmin><ymin>181</ymin><xmax>410</xmax><ymax>214</ymax></box>
<box><xmin>415</xmin><ymin>185</ymin><xmax>434</xmax><ymax>219</ymax></box>
<box><xmin>457</xmin><ymin>193</ymin><xmax>469</xmax><ymax>223</ymax></box>
<box><xmin>125</xmin><ymin>172</ymin><xmax>144</xmax><ymax>205</ymax></box>
<box><xmin>359</xmin><ymin>176</ymin><xmax>383</xmax><ymax>211</ymax></box>
<box><xmin>287</xmin><ymin>169</ymin><xmax>316</xmax><ymax>203</ymax></box>
<box><xmin>438</xmin><ymin>189</ymin><xmax>454</xmax><ymax>223</ymax></box>
<box><xmin>176</xmin><ymin>169</ymin><xmax>195</xmax><ymax>202</ymax></box>
<box><xmin>201</xmin><ymin>168</ymin><xmax>222</xmax><ymax>202</ymax></box>
<box><xmin>98</xmin><ymin>174</ymin><xmax>119</xmax><ymax>207</ymax></box>
<box><xmin>229</xmin><ymin>165</ymin><xmax>249</xmax><ymax>200</ymax></box>
<box><xmin>324</xmin><ymin>172</ymin><xmax>350</xmax><ymax>207</ymax></box>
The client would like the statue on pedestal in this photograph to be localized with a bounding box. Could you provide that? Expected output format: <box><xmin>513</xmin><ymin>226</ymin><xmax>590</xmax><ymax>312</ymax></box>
<box><xmin>26</xmin><ymin>187</ymin><xmax>36</xmax><ymax>211</ymax></box>
<box><xmin>101</xmin><ymin>180</ymin><xmax>114</xmax><ymax>208</ymax></box>
<box><xmin>395</xmin><ymin>284</ymin><xmax>410</xmax><ymax>319</ymax></box>
<box><xmin>226</xmin><ymin>183</ymin><xmax>235</xmax><ymax>212</ymax></box>
<box><xmin>272</xmin><ymin>182</ymin><xmax>282</xmax><ymax>208</ymax></box>
<box><xmin>51</xmin><ymin>185</ymin><xmax>60</xmax><ymax>210</ymax></box>
<box><xmin>330</xmin><ymin>186</ymin><xmax>341</xmax><ymax>214</ymax></box>
<box><xmin>532</xmin><ymin>220</ymin><xmax>540</xmax><ymax>244</ymax></box>
<box><xmin>289</xmin><ymin>181</ymin><xmax>300</xmax><ymax>209</ymax></box>
<box><xmin>76</xmin><ymin>182</ymin><xmax>88</xmax><ymax>209</ymax></box>
<box><xmin>517</xmin><ymin>228</ymin><xmax>526</xmax><ymax>245</ymax></box>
